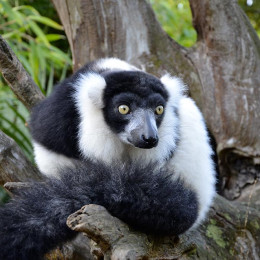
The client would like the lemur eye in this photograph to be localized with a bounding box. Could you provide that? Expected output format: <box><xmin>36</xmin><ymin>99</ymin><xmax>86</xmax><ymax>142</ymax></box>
<box><xmin>118</xmin><ymin>105</ymin><xmax>130</xmax><ymax>115</ymax></box>
<box><xmin>155</xmin><ymin>105</ymin><xmax>164</xmax><ymax>115</ymax></box>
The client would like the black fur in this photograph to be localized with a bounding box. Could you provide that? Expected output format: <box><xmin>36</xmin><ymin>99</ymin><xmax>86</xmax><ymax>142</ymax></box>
<box><xmin>103</xmin><ymin>92</ymin><xmax>167</xmax><ymax>135</ymax></box>
<box><xmin>30</xmin><ymin>81</ymin><xmax>81</xmax><ymax>159</ymax></box>
<box><xmin>103</xmin><ymin>71</ymin><xmax>168</xmax><ymax>132</ymax></box>
<box><xmin>0</xmin><ymin>160</ymin><xmax>198</xmax><ymax>260</ymax></box>
<box><xmin>103</xmin><ymin>71</ymin><xmax>168</xmax><ymax>100</ymax></box>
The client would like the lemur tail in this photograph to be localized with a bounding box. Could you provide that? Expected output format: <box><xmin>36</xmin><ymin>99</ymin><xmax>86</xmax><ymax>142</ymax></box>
<box><xmin>0</xmin><ymin>160</ymin><xmax>198</xmax><ymax>260</ymax></box>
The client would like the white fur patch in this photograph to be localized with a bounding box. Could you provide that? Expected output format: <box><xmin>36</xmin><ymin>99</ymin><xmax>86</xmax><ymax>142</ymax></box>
<box><xmin>72</xmin><ymin>58</ymin><xmax>140</xmax><ymax>163</ymax></box>
<box><xmin>95</xmin><ymin>58</ymin><xmax>139</xmax><ymax>71</ymax></box>
<box><xmin>168</xmin><ymin>97</ymin><xmax>216</xmax><ymax>227</ymax></box>
<box><xmin>76</xmin><ymin>73</ymin><xmax>107</xmax><ymax>108</ymax></box>
<box><xmin>160</xmin><ymin>74</ymin><xmax>187</xmax><ymax>104</ymax></box>
<box><xmin>73</xmin><ymin>73</ymin><xmax>125</xmax><ymax>162</ymax></box>
<box><xmin>33</xmin><ymin>142</ymin><xmax>76</xmax><ymax>176</ymax></box>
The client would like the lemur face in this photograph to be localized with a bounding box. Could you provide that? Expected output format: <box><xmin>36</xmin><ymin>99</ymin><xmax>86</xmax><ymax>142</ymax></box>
<box><xmin>102</xmin><ymin>71</ymin><xmax>168</xmax><ymax>149</ymax></box>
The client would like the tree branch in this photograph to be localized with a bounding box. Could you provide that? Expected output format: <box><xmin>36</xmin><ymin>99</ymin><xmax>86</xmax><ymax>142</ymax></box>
<box><xmin>0</xmin><ymin>35</ymin><xmax>44</xmax><ymax>110</ymax></box>
<box><xmin>0</xmin><ymin>131</ymin><xmax>42</xmax><ymax>185</ymax></box>
<box><xmin>188</xmin><ymin>0</ymin><xmax>260</xmax><ymax>198</ymax></box>
<box><xmin>67</xmin><ymin>204</ymin><xmax>149</xmax><ymax>260</ymax></box>
<box><xmin>67</xmin><ymin>196</ymin><xmax>260</xmax><ymax>259</ymax></box>
<box><xmin>0</xmin><ymin>36</ymin><xmax>44</xmax><ymax>183</ymax></box>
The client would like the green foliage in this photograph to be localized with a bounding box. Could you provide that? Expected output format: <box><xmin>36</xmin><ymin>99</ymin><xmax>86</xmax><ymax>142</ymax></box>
<box><xmin>150</xmin><ymin>0</ymin><xmax>260</xmax><ymax>47</ymax></box>
<box><xmin>238</xmin><ymin>0</ymin><xmax>260</xmax><ymax>38</ymax></box>
<box><xmin>0</xmin><ymin>0</ymin><xmax>71</xmax><ymax>94</ymax></box>
<box><xmin>0</xmin><ymin>186</ymin><xmax>9</xmax><ymax>205</ymax></box>
<box><xmin>0</xmin><ymin>0</ymin><xmax>72</xmax><ymax>167</ymax></box>
<box><xmin>149</xmin><ymin>0</ymin><xmax>196</xmax><ymax>47</ymax></box>
<box><xmin>0</xmin><ymin>84</ymin><xmax>33</xmax><ymax>161</ymax></box>
<box><xmin>0</xmin><ymin>0</ymin><xmax>72</xmax><ymax>204</ymax></box>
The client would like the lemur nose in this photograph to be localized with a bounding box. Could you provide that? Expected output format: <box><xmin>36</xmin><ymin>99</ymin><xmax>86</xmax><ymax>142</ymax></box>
<box><xmin>142</xmin><ymin>135</ymin><xmax>158</xmax><ymax>146</ymax></box>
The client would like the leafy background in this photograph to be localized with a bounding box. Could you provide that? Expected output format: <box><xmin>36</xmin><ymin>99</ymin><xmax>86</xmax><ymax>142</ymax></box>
<box><xmin>0</xmin><ymin>0</ymin><xmax>259</xmax><ymax>202</ymax></box>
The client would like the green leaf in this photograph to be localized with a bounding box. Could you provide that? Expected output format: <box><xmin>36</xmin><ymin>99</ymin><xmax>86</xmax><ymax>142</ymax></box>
<box><xmin>46</xmin><ymin>64</ymin><xmax>54</xmax><ymax>96</ymax></box>
<box><xmin>0</xmin><ymin>186</ymin><xmax>10</xmax><ymax>205</ymax></box>
<box><xmin>27</xmin><ymin>19</ymin><xmax>50</xmax><ymax>46</ymax></box>
<box><xmin>45</xmin><ymin>34</ymin><xmax>66</xmax><ymax>42</ymax></box>
<box><xmin>48</xmin><ymin>45</ymin><xmax>72</xmax><ymax>64</ymax></box>
<box><xmin>13</xmin><ymin>5</ymin><xmax>40</xmax><ymax>15</ymax></box>
<box><xmin>1</xmin><ymin>1</ymin><xmax>23</xmax><ymax>26</ymax></box>
<box><xmin>17</xmin><ymin>54</ymin><xmax>33</xmax><ymax>76</ymax></box>
<box><xmin>2</xmin><ymin>30</ymin><xmax>18</xmax><ymax>39</ymax></box>
<box><xmin>37</xmin><ymin>43</ymin><xmax>47</xmax><ymax>91</ymax></box>
<box><xmin>1</xmin><ymin>126</ymin><xmax>32</xmax><ymax>160</ymax></box>
<box><xmin>28</xmin><ymin>15</ymin><xmax>63</xmax><ymax>30</ymax></box>
<box><xmin>0</xmin><ymin>114</ymin><xmax>32</xmax><ymax>149</ymax></box>
<box><xmin>59</xmin><ymin>62</ymin><xmax>70</xmax><ymax>81</ymax></box>
<box><xmin>4</xmin><ymin>100</ymin><xmax>27</xmax><ymax>124</ymax></box>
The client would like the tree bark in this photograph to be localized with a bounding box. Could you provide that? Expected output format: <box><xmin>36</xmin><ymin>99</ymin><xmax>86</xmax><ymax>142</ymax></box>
<box><xmin>67</xmin><ymin>196</ymin><xmax>260</xmax><ymax>259</ymax></box>
<box><xmin>0</xmin><ymin>35</ymin><xmax>45</xmax><ymax>184</ymax></box>
<box><xmin>0</xmin><ymin>36</ymin><xmax>44</xmax><ymax>110</ymax></box>
<box><xmin>51</xmin><ymin>0</ymin><xmax>199</xmax><ymax>84</ymax></box>
<box><xmin>0</xmin><ymin>131</ymin><xmax>42</xmax><ymax>185</ymax></box>
<box><xmin>188</xmin><ymin>0</ymin><xmax>260</xmax><ymax>200</ymax></box>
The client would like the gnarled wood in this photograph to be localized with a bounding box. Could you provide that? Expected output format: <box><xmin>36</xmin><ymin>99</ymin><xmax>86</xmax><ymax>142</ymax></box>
<box><xmin>67</xmin><ymin>196</ymin><xmax>260</xmax><ymax>259</ymax></box>
<box><xmin>188</xmin><ymin>0</ymin><xmax>260</xmax><ymax>199</ymax></box>
<box><xmin>0</xmin><ymin>131</ymin><xmax>42</xmax><ymax>185</ymax></box>
<box><xmin>0</xmin><ymin>36</ymin><xmax>44</xmax><ymax>110</ymax></box>
<box><xmin>67</xmin><ymin>204</ymin><xmax>149</xmax><ymax>260</ymax></box>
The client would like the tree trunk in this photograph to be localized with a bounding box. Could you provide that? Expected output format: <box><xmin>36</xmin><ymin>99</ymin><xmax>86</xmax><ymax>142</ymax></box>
<box><xmin>52</xmin><ymin>0</ymin><xmax>260</xmax><ymax>200</ymax></box>
<box><xmin>0</xmin><ymin>131</ymin><xmax>42</xmax><ymax>186</ymax></box>
<box><xmin>188</xmin><ymin>0</ymin><xmax>260</xmax><ymax>200</ymax></box>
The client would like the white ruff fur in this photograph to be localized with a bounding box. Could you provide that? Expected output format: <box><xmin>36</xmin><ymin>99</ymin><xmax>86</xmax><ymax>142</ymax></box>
<box><xmin>33</xmin><ymin>142</ymin><xmax>76</xmax><ymax>176</ymax></box>
<box><xmin>73</xmin><ymin>73</ymin><xmax>125</xmax><ymax>162</ymax></box>
<box><xmin>72</xmin><ymin>57</ymin><xmax>141</xmax><ymax>162</ymax></box>
<box><xmin>95</xmin><ymin>58</ymin><xmax>140</xmax><ymax>72</ymax></box>
<box><xmin>73</xmin><ymin>71</ymin><xmax>185</xmax><ymax>164</ymax></box>
<box><xmin>169</xmin><ymin>98</ymin><xmax>216</xmax><ymax>227</ymax></box>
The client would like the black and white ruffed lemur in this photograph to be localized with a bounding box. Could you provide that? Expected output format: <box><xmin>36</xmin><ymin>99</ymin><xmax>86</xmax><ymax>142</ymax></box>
<box><xmin>0</xmin><ymin>58</ymin><xmax>216</xmax><ymax>260</ymax></box>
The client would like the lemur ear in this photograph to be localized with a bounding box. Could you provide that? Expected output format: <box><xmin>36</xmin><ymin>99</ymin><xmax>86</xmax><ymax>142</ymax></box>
<box><xmin>160</xmin><ymin>74</ymin><xmax>187</xmax><ymax>103</ymax></box>
<box><xmin>87</xmin><ymin>74</ymin><xmax>107</xmax><ymax>108</ymax></box>
<box><xmin>75</xmin><ymin>73</ymin><xmax>106</xmax><ymax>108</ymax></box>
